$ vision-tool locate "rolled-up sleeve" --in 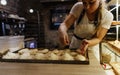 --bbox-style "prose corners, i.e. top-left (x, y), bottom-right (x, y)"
top-left (69, 2), bottom-right (83, 19)
top-left (101, 11), bottom-right (113, 29)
